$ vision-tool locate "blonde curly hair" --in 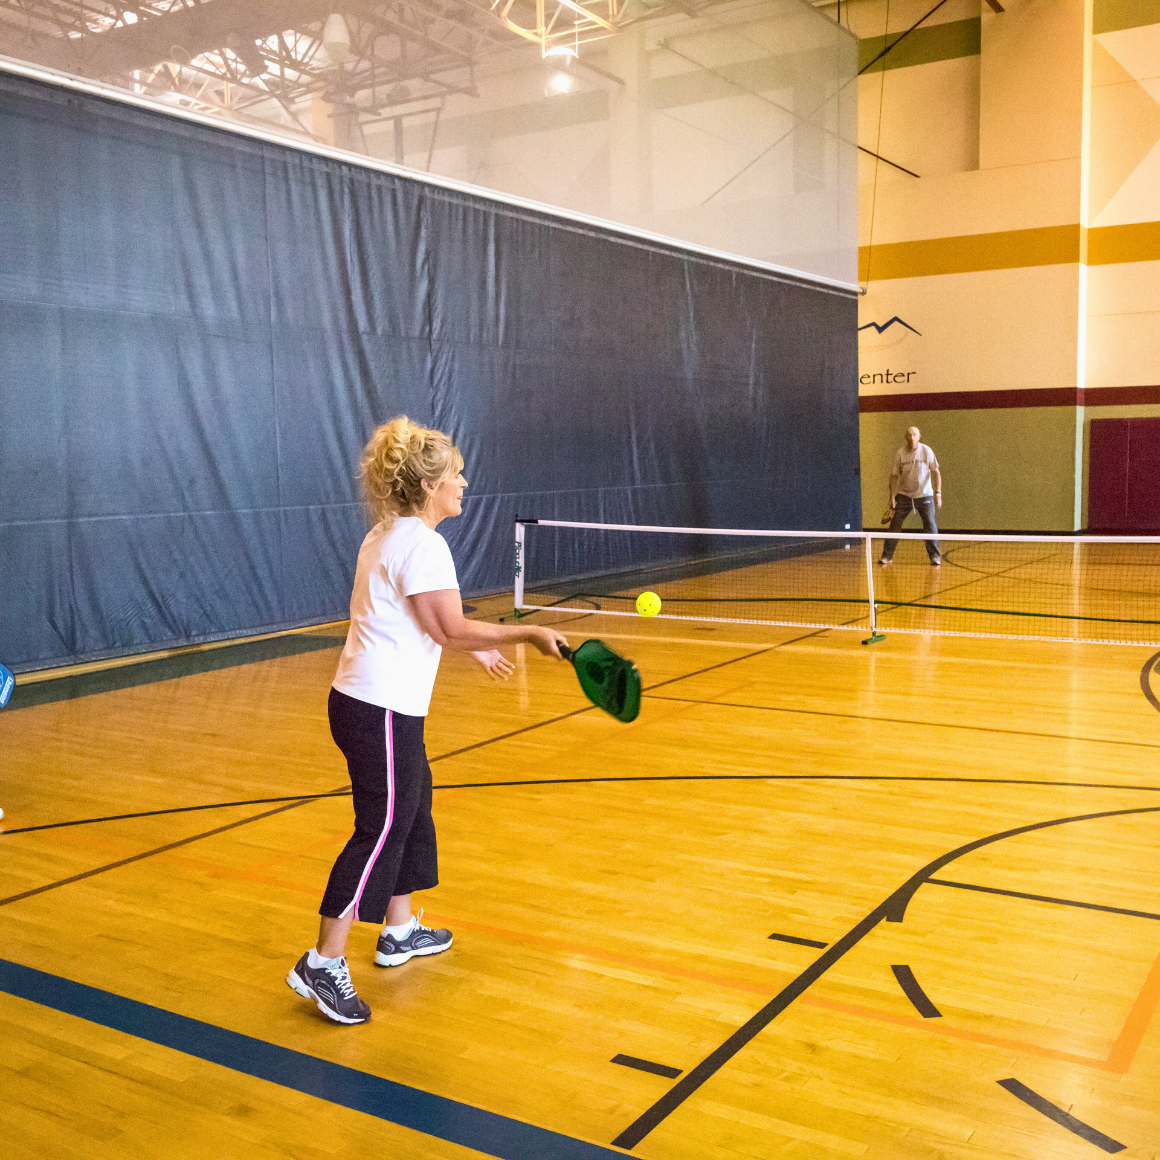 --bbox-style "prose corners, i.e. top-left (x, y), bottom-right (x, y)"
top-left (360, 416), bottom-right (464, 524)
